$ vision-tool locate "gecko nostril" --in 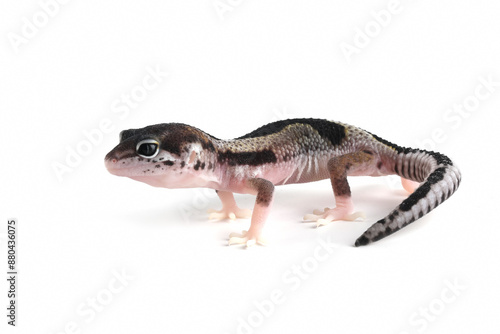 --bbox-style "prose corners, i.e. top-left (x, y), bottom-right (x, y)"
top-left (112, 159), bottom-right (117, 163)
